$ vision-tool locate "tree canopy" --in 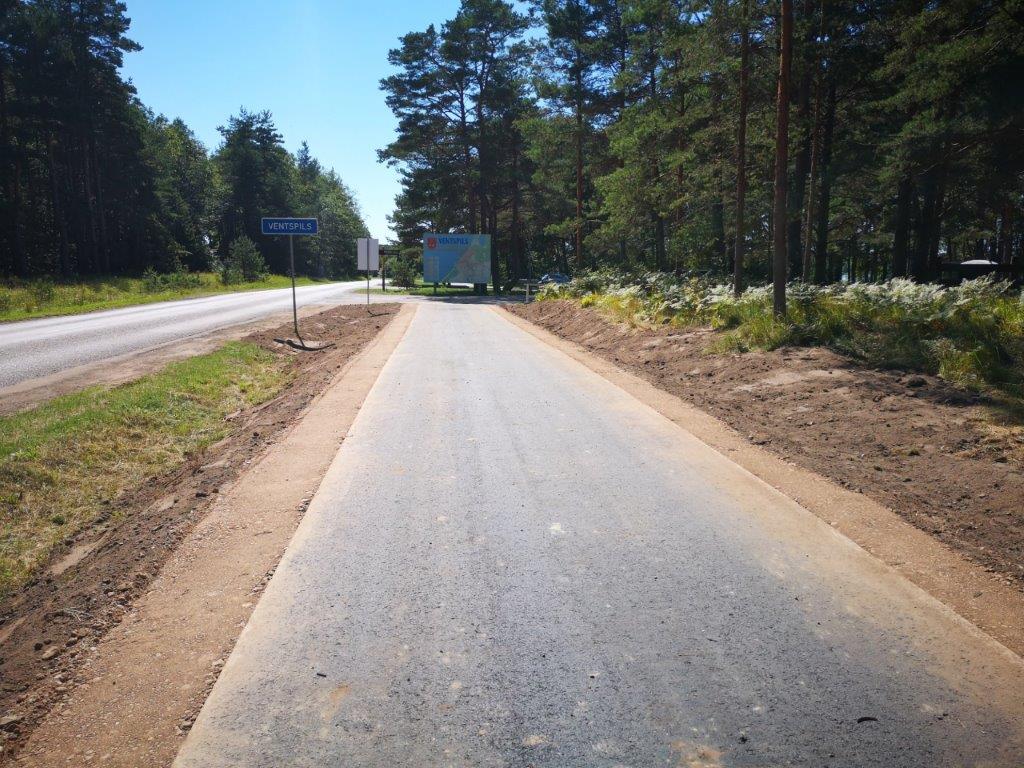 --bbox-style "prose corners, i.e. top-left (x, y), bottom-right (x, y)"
top-left (0, 1), bottom-right (367, 279)
top-left (381, 0), bottom-right (1024, 288)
